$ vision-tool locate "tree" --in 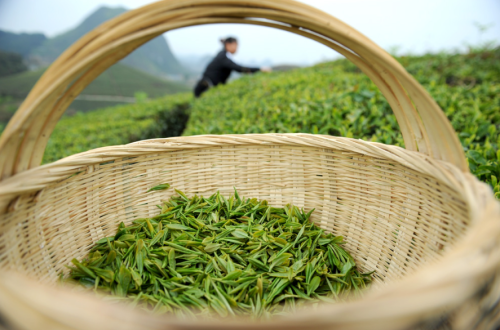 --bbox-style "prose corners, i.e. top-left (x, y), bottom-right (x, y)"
top-left (0, 51), bottom-right (27, 77)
